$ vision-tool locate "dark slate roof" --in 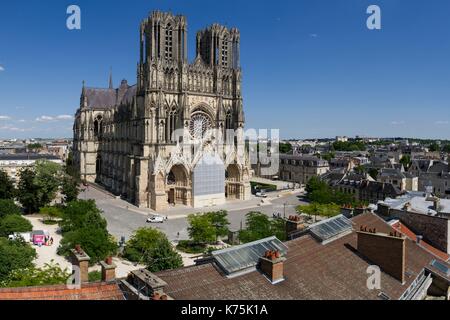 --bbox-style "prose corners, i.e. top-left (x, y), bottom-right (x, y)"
top-left (156, 213), bottom-right (448, 300)
top-left (379, 168), bottom-right (406, 180)
top-left (359, 181), bottom-right (404, 196)
top-left (428, 161), bottom-right (449, 173)
top-left (0, 153), bottom-right (60, 161)
top-left (84, 82), bottom-right (136, 109)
